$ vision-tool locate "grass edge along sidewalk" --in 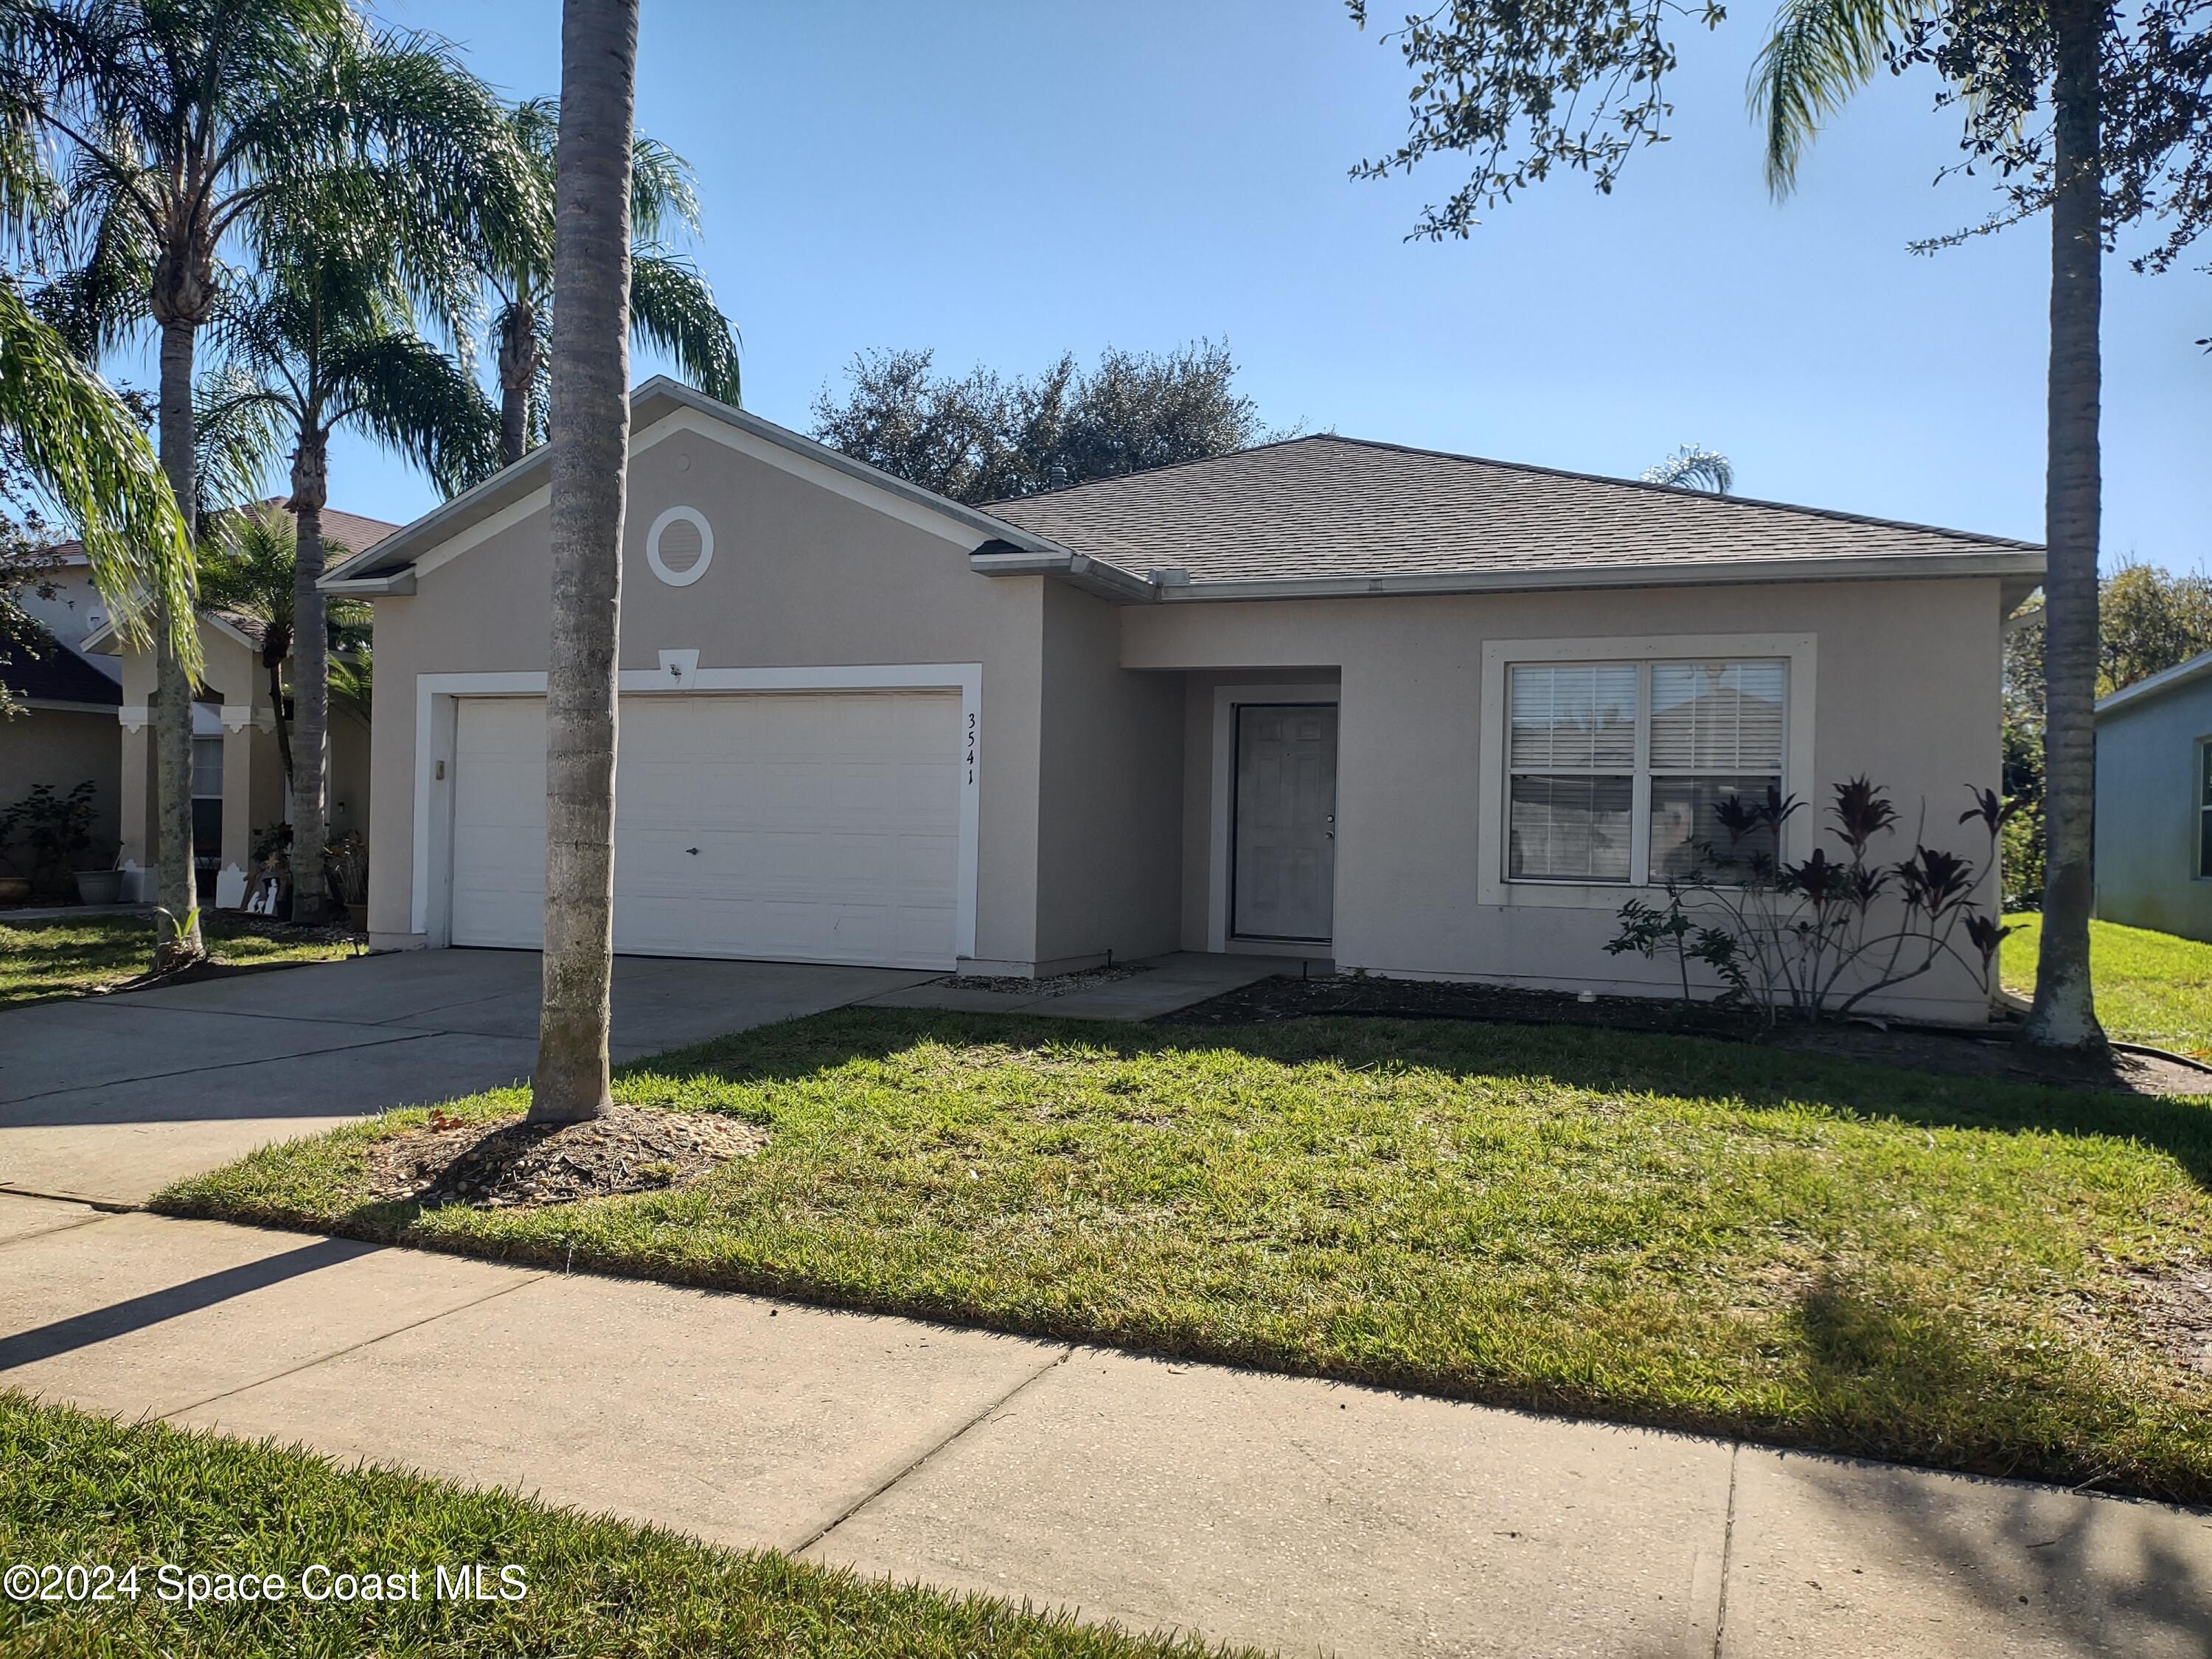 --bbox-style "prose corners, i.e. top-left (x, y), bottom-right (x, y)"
top-left (158, 1007), bottom-right (2212, 1509)
top-left (0, 1393), bottom-right (1251, 1659)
